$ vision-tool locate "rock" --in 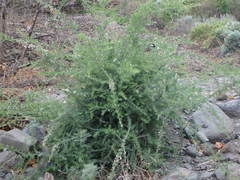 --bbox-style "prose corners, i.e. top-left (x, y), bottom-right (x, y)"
top-left (216, 99), bottom-right (240, 118)
top-left (23, 122), bottom-right (46, 142)
top-left (161, 168), bottom-right (199, 180)
top-left (23, 167), bottom-right (36, 176)
top-left (196, 131), bottom-right (209, 143)
top-left (199, 171), bottom-right (214, 180)
top-left (226, 163), bottom-right (240, 179)
top-left (215, 163), bottom-right (240, 180)
top-left (215, 168), bottom-right (226, 180)
top-left (0, 130), bottom-right (5, 135)
top-left (185, 145), bottom-right (202, 157)
top-left (182, 163), bottom-right (193, 169)
top-left (223, 153), bottom-right (240, 163)
top-left (3, 173), bottom-right (13, 180)
top-left (216, 94), bottom-right (228, 101)
top-left (0, 151), bottom-right (23, 170)
top-left (0, 129), bottom-right (37, 151)
top-left (192, 103), bottom-right (234, 142)
top-left (0, 170), bottom-right (9, 180)
top-left (182, 156), bottom-right (193, 164)
top-left (220, 139), bottom-right (240, 154)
